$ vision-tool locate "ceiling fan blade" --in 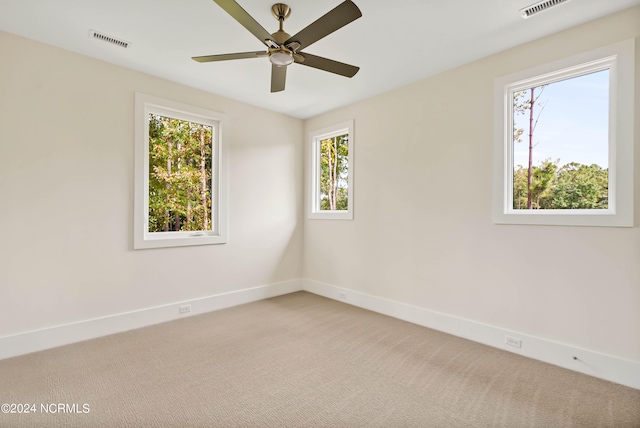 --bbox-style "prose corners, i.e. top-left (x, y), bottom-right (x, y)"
top-left (271, 64), bottom-right (287, 93)
top-left (295, 53), bottom-right (359, 78)
top-left (213, 0), bottom-right (274, 46)
top-left (192, 51), bottom-right (267, 62)
top-left (285, 0), bottom-right (362, 51)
